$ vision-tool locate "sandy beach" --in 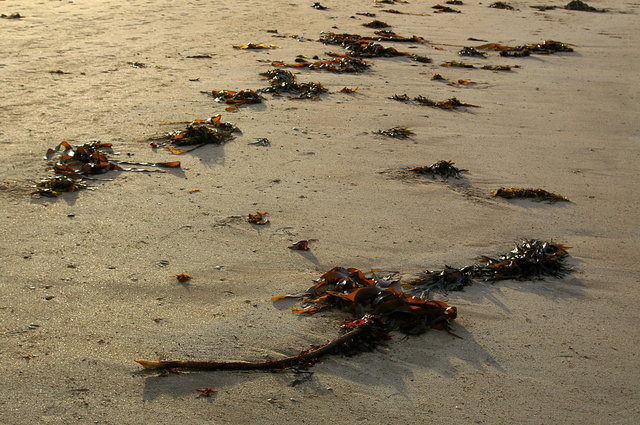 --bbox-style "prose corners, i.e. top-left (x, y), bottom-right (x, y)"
top-left (1, 0), bottom-right (638, 423)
